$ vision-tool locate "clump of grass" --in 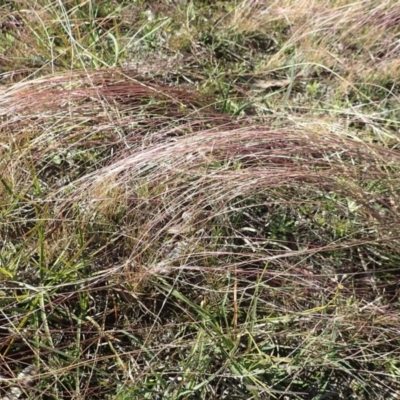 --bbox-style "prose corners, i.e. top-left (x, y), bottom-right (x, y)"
top-left (1, 1), bottom-right (400, 400)
top-left (1, 68), bottom-right (400, 399)
top-left (0, 0), bottom-right (130, 80)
